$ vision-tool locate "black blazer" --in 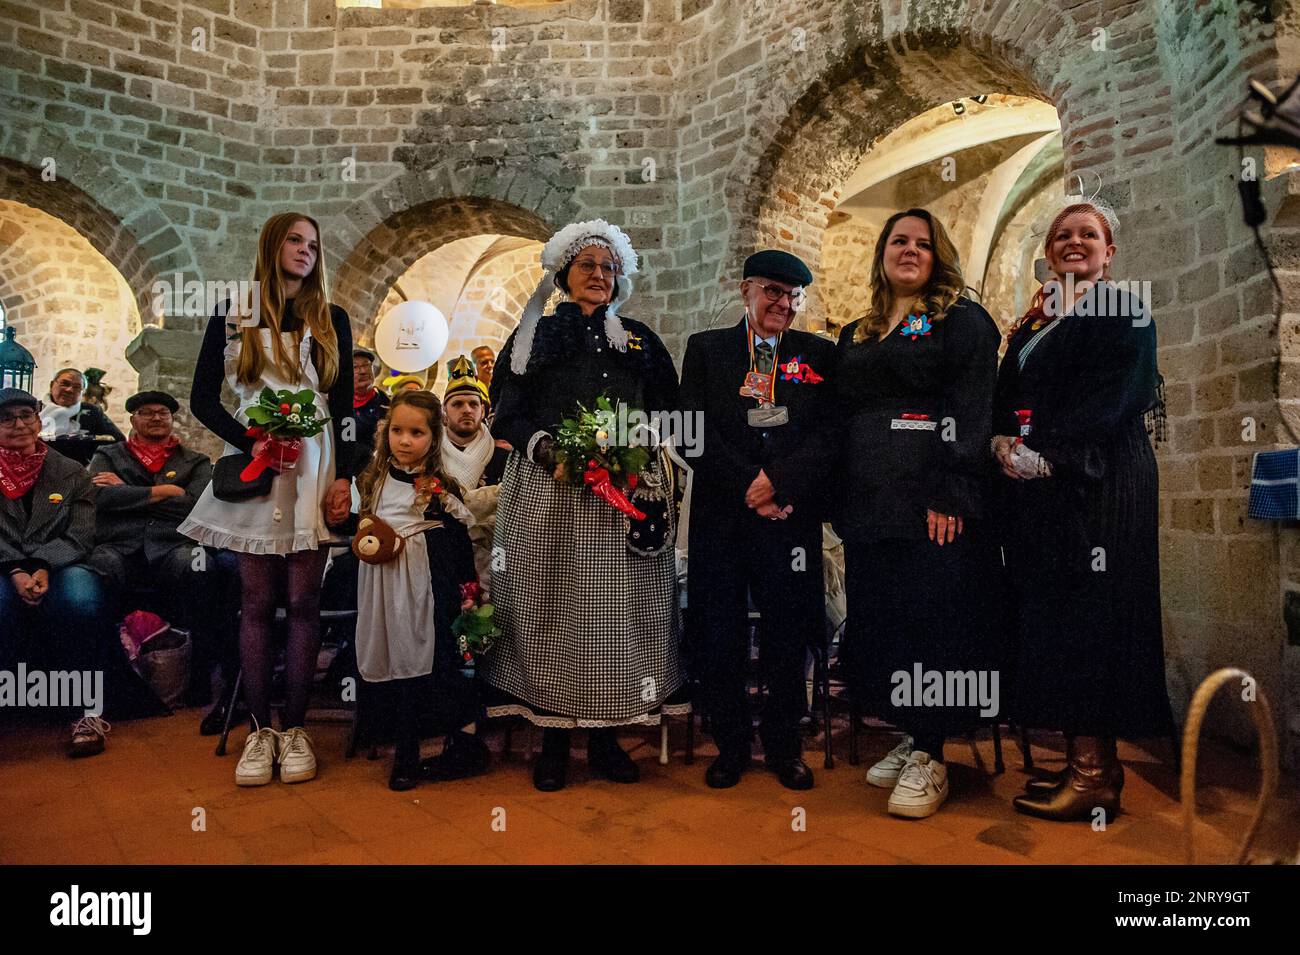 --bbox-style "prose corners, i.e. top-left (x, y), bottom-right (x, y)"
top-left (86, 441), bottom-right (213, 566)
top-left (679, 318), bottom-right (838, 519)
top-left (833, 296), bottom-right (1000, 542)
top-left (0, 447), bottom-right (96, 576)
